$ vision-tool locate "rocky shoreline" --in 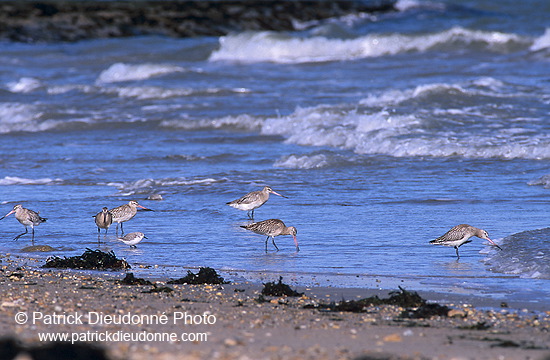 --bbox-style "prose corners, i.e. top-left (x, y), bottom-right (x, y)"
top-left (0, 0), bottom-right (396, 42)
top-left (1, 254), bottom-right (550, 360)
